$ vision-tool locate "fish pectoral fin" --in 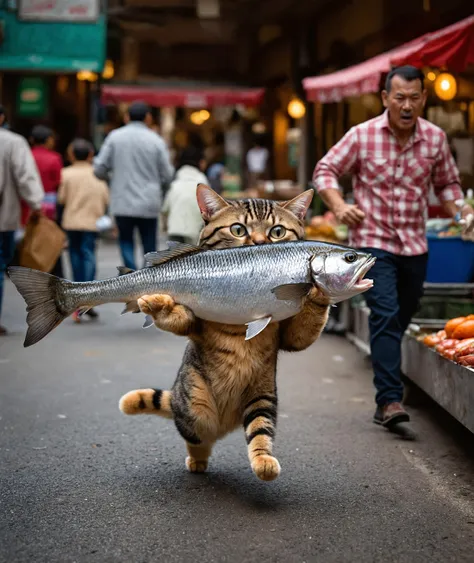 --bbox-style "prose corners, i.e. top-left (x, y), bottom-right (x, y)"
top-left (121, 300), bottom-right (140, 315)
top-left (117, 266), bottom-right (135, 276)
top-left (144, 242), bottom-right (200, 267)
top-left (142, 315), bottom-right (155, 329)
top-left (245, 316), bottom-right (272, 341)
top-left (271, 283), bottom-right (313, 303)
